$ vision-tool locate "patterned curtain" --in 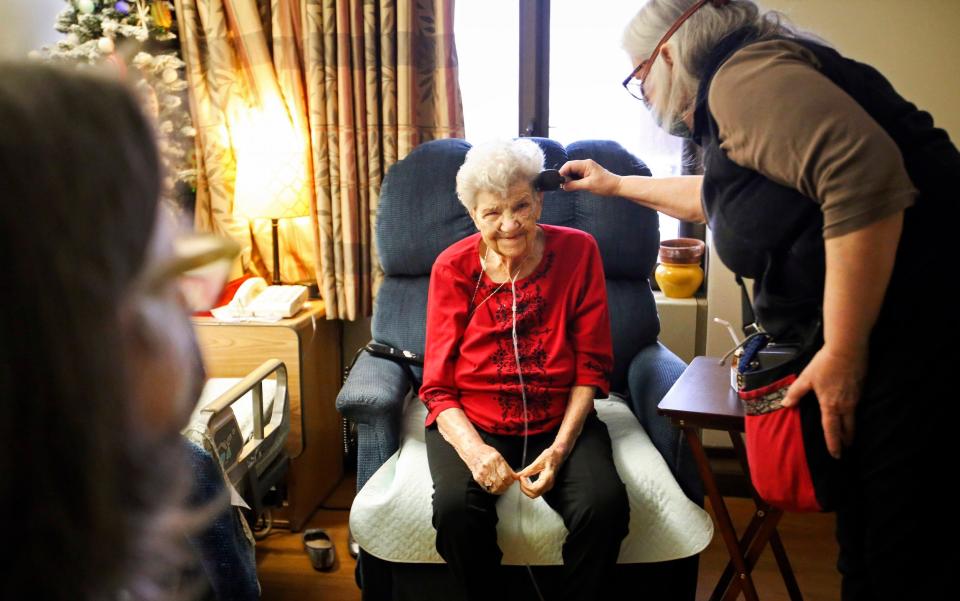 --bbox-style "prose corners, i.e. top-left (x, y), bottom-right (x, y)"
top-left (175, 0), bottom-right (464, 320)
